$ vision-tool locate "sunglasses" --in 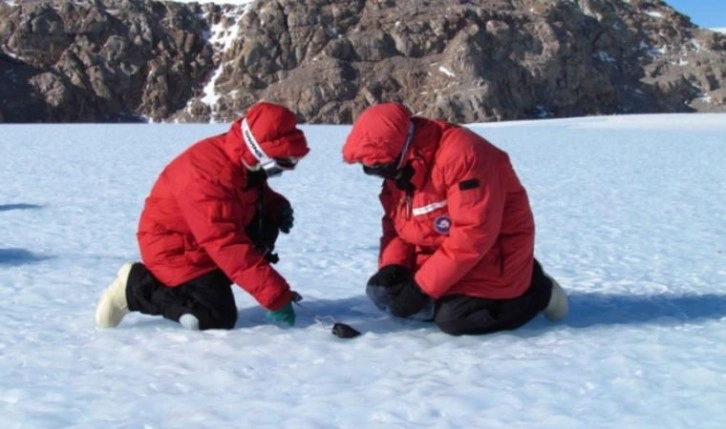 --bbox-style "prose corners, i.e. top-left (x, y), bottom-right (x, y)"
top-left (362, 162), bottom-right (401, 180)
top-left (262, 157), bottom-right (299, 177)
